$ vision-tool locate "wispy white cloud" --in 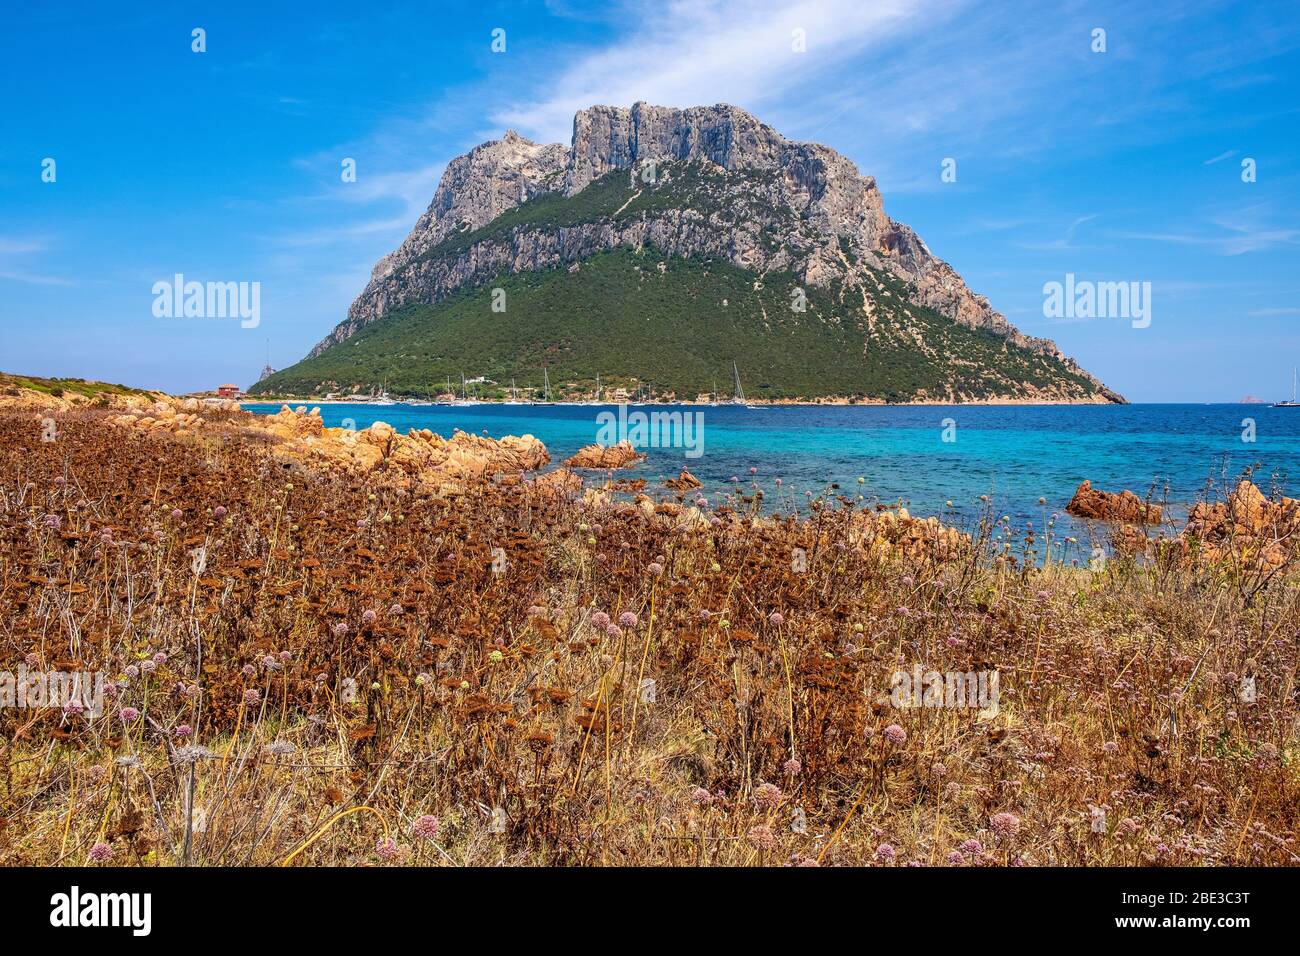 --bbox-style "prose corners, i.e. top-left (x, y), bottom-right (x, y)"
top-left (0, 235), bottom-right (73, 286)
top-left (1203, 149), bottom-right (1239, 165)
top-left (492, 0), bottom-right (956, 144)
top-left (1017, 215), bottom-right (1099, 251)
top-left (1120, 207), bottom-right (1300, 255)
